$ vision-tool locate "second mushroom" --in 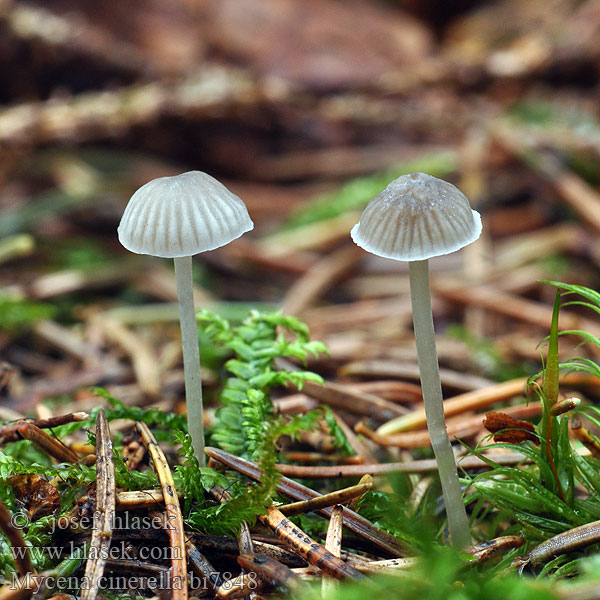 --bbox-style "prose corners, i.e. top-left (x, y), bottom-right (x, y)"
top-left (351, 171), bottom-right (482, 548)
